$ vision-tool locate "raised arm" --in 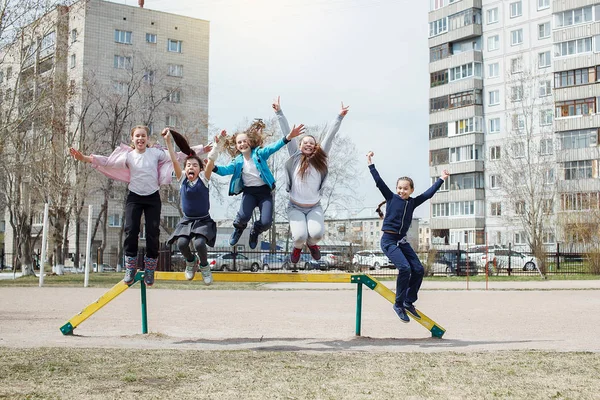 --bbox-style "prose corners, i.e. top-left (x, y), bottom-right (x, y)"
top-left (414, 169), bottom-right (450, 208)
top-left (258, 124), bottom-right (306, 160)
top-left (320, 102), bottom-right (349, 154)
top-left (367, 151), bottom-right (394, 201)
top-left (162, 128), bottom-right (182, 181)
top-left (203, 131), bottom-right (224, 181)
top-left (273, 96), bottom-right (298, 156)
